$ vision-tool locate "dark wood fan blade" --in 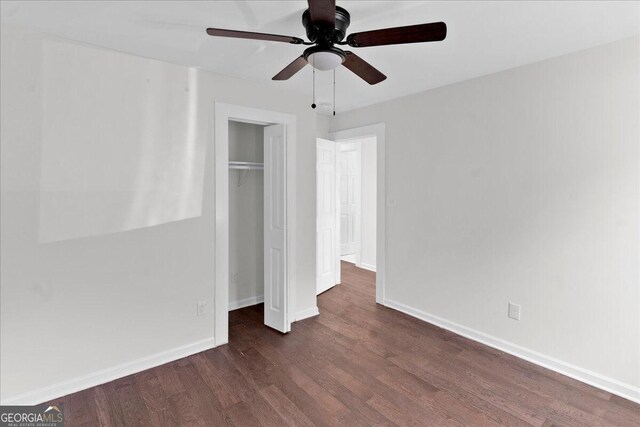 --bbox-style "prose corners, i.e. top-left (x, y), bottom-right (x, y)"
top-left (307, 0), bottom-right (335, 27)
top-left (342, 52), bottom-right (386, 85)
top-left (206, 28), bottom-right (303, 44)
top-left (272, 56), bottom-right (309, 80)
top-left (347, 22), bottom-right (446, 47)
